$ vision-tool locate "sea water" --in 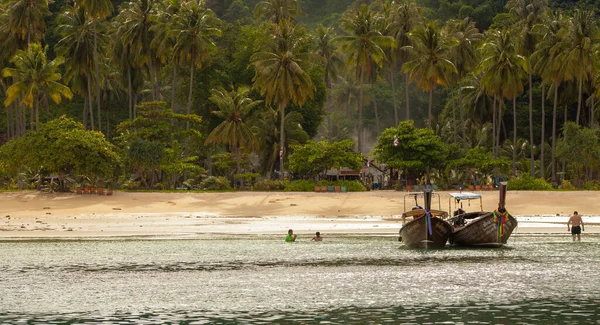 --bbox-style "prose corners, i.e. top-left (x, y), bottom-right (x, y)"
top-left (0, 235), bottom-right (598, 324)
